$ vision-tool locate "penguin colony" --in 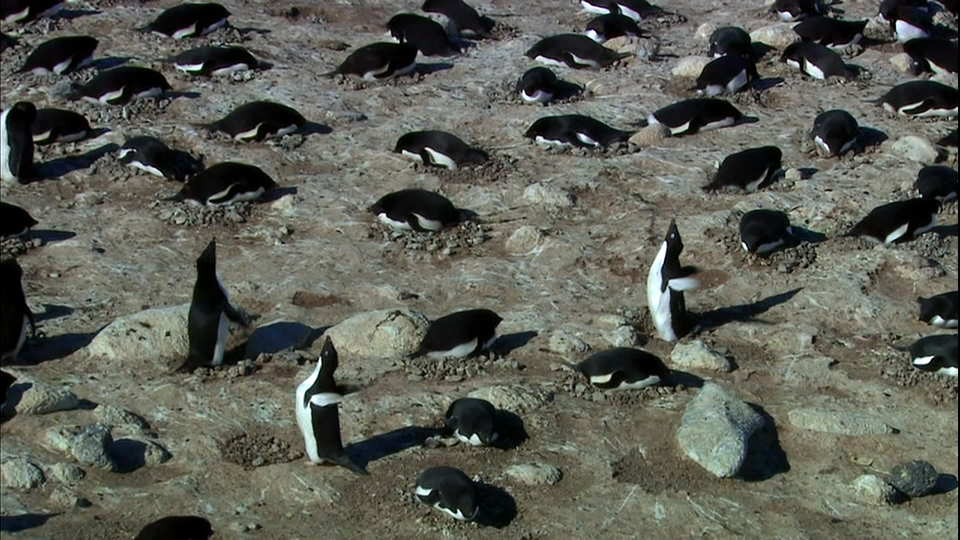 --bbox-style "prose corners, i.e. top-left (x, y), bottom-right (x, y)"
top-left (0, 0), bottom-right (957, 536)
